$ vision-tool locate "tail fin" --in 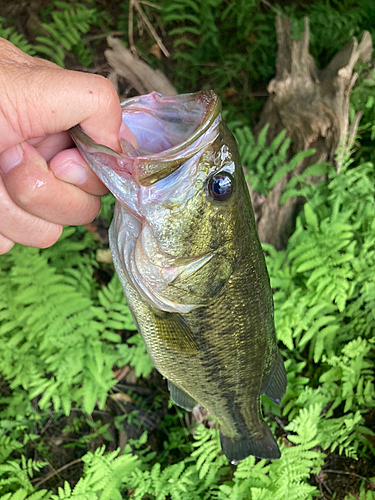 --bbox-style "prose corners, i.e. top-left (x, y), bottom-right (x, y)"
top-left (220, 425), bottom-right (281, 464)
